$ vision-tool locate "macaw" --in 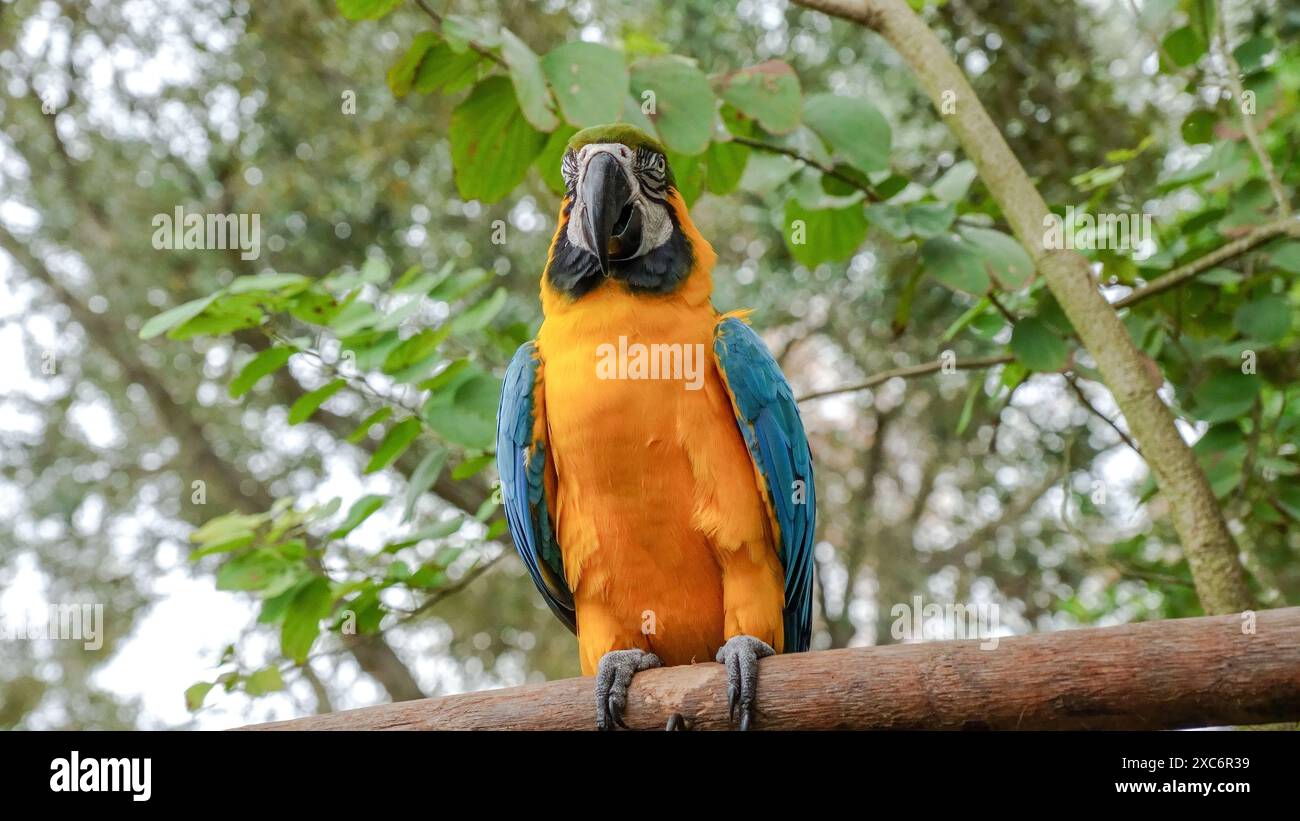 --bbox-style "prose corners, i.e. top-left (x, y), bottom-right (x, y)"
top-left (496, 124), bottom-right (815, 730)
